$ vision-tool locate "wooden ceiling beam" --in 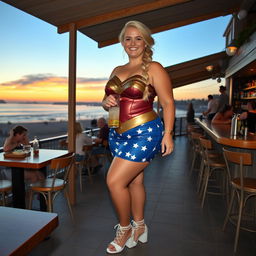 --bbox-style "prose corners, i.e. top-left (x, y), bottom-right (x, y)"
top-left (58, 0), bottom-right (191, 33)
top-left (98, 7), bottom-right (239, 48)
